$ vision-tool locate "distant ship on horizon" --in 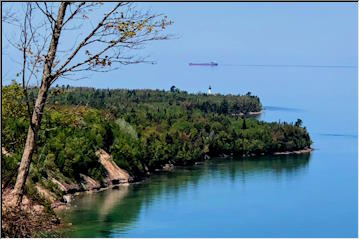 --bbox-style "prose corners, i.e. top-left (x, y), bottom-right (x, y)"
top-left (189, 62), bottom-right (218, 67)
